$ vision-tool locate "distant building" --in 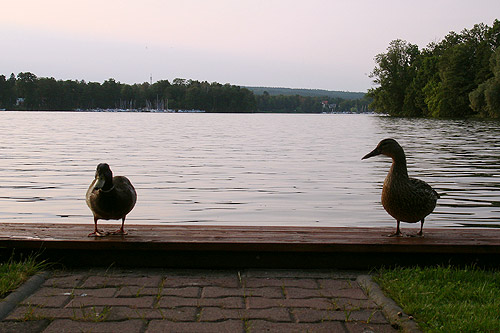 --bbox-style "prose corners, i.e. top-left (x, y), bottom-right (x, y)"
top-left (321, 101), bottom-right (337, 112)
